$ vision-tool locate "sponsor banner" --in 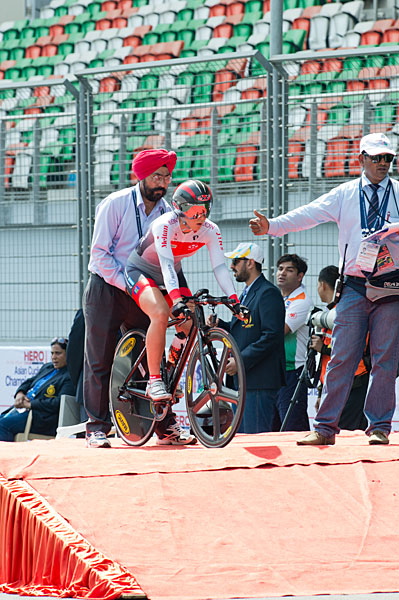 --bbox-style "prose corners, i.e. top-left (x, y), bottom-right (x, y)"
top-left (0, 346), bottom-right (49, 413)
